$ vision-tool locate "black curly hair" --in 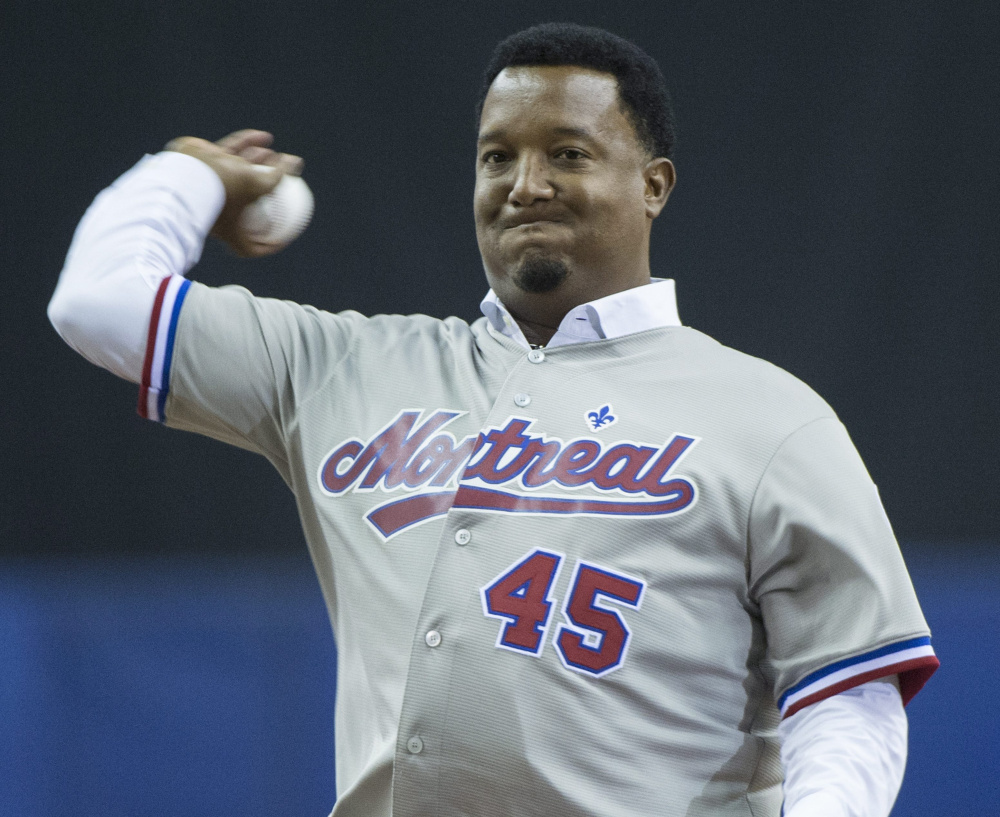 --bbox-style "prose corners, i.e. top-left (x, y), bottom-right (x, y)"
top-left (477, 23), bottom-right (676, 160)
